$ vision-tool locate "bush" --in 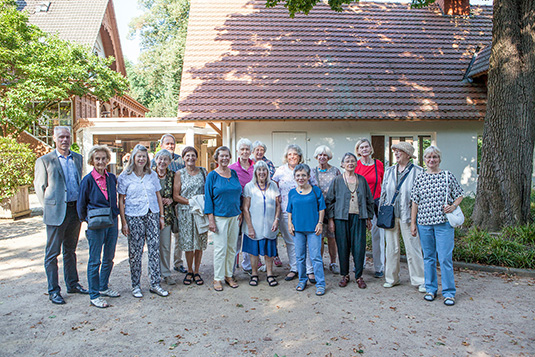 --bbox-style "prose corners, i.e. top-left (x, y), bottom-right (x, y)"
top-left (0, 137), bottom-right (36, 202)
